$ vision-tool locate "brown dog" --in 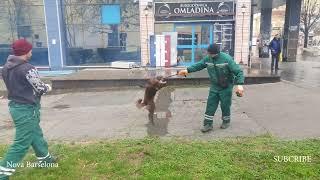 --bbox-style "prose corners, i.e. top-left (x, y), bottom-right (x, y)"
top-left (136, 76), bottom-right (167, 122)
